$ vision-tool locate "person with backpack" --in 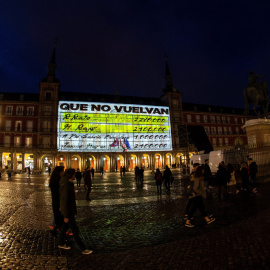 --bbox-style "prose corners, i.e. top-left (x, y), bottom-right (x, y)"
top-left (155, 168), bottom-right (163, 195)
